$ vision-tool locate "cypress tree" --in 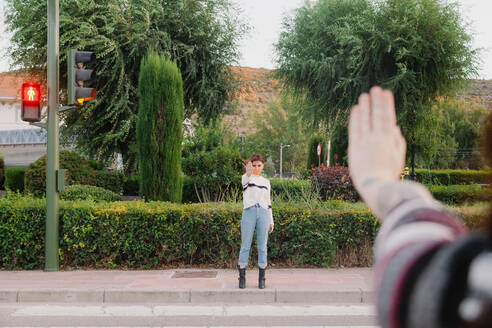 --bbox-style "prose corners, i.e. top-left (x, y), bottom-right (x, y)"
top-left (307, 135), bottom-right (326, 170)
top-left (137, 52), bottom-right (183, 202)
